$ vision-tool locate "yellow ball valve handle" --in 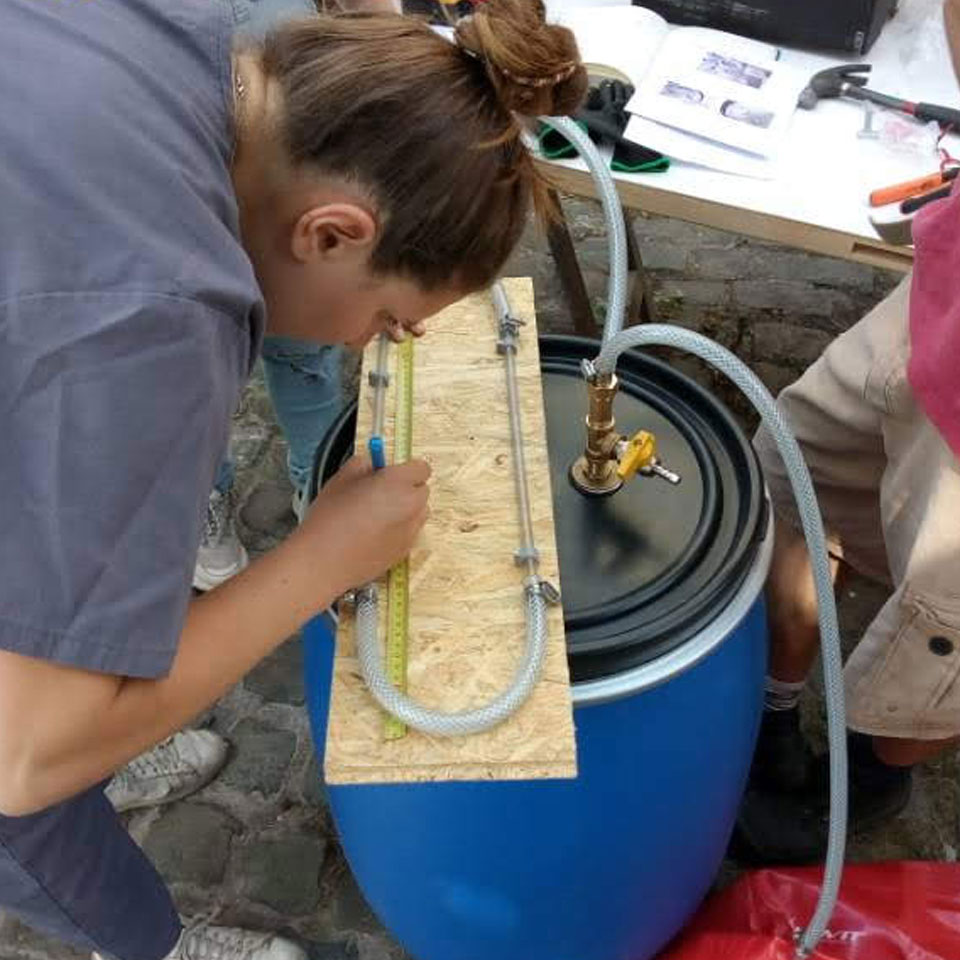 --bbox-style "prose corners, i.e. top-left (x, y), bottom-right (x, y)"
top-left (616, 430), bottom-right (657, 481)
